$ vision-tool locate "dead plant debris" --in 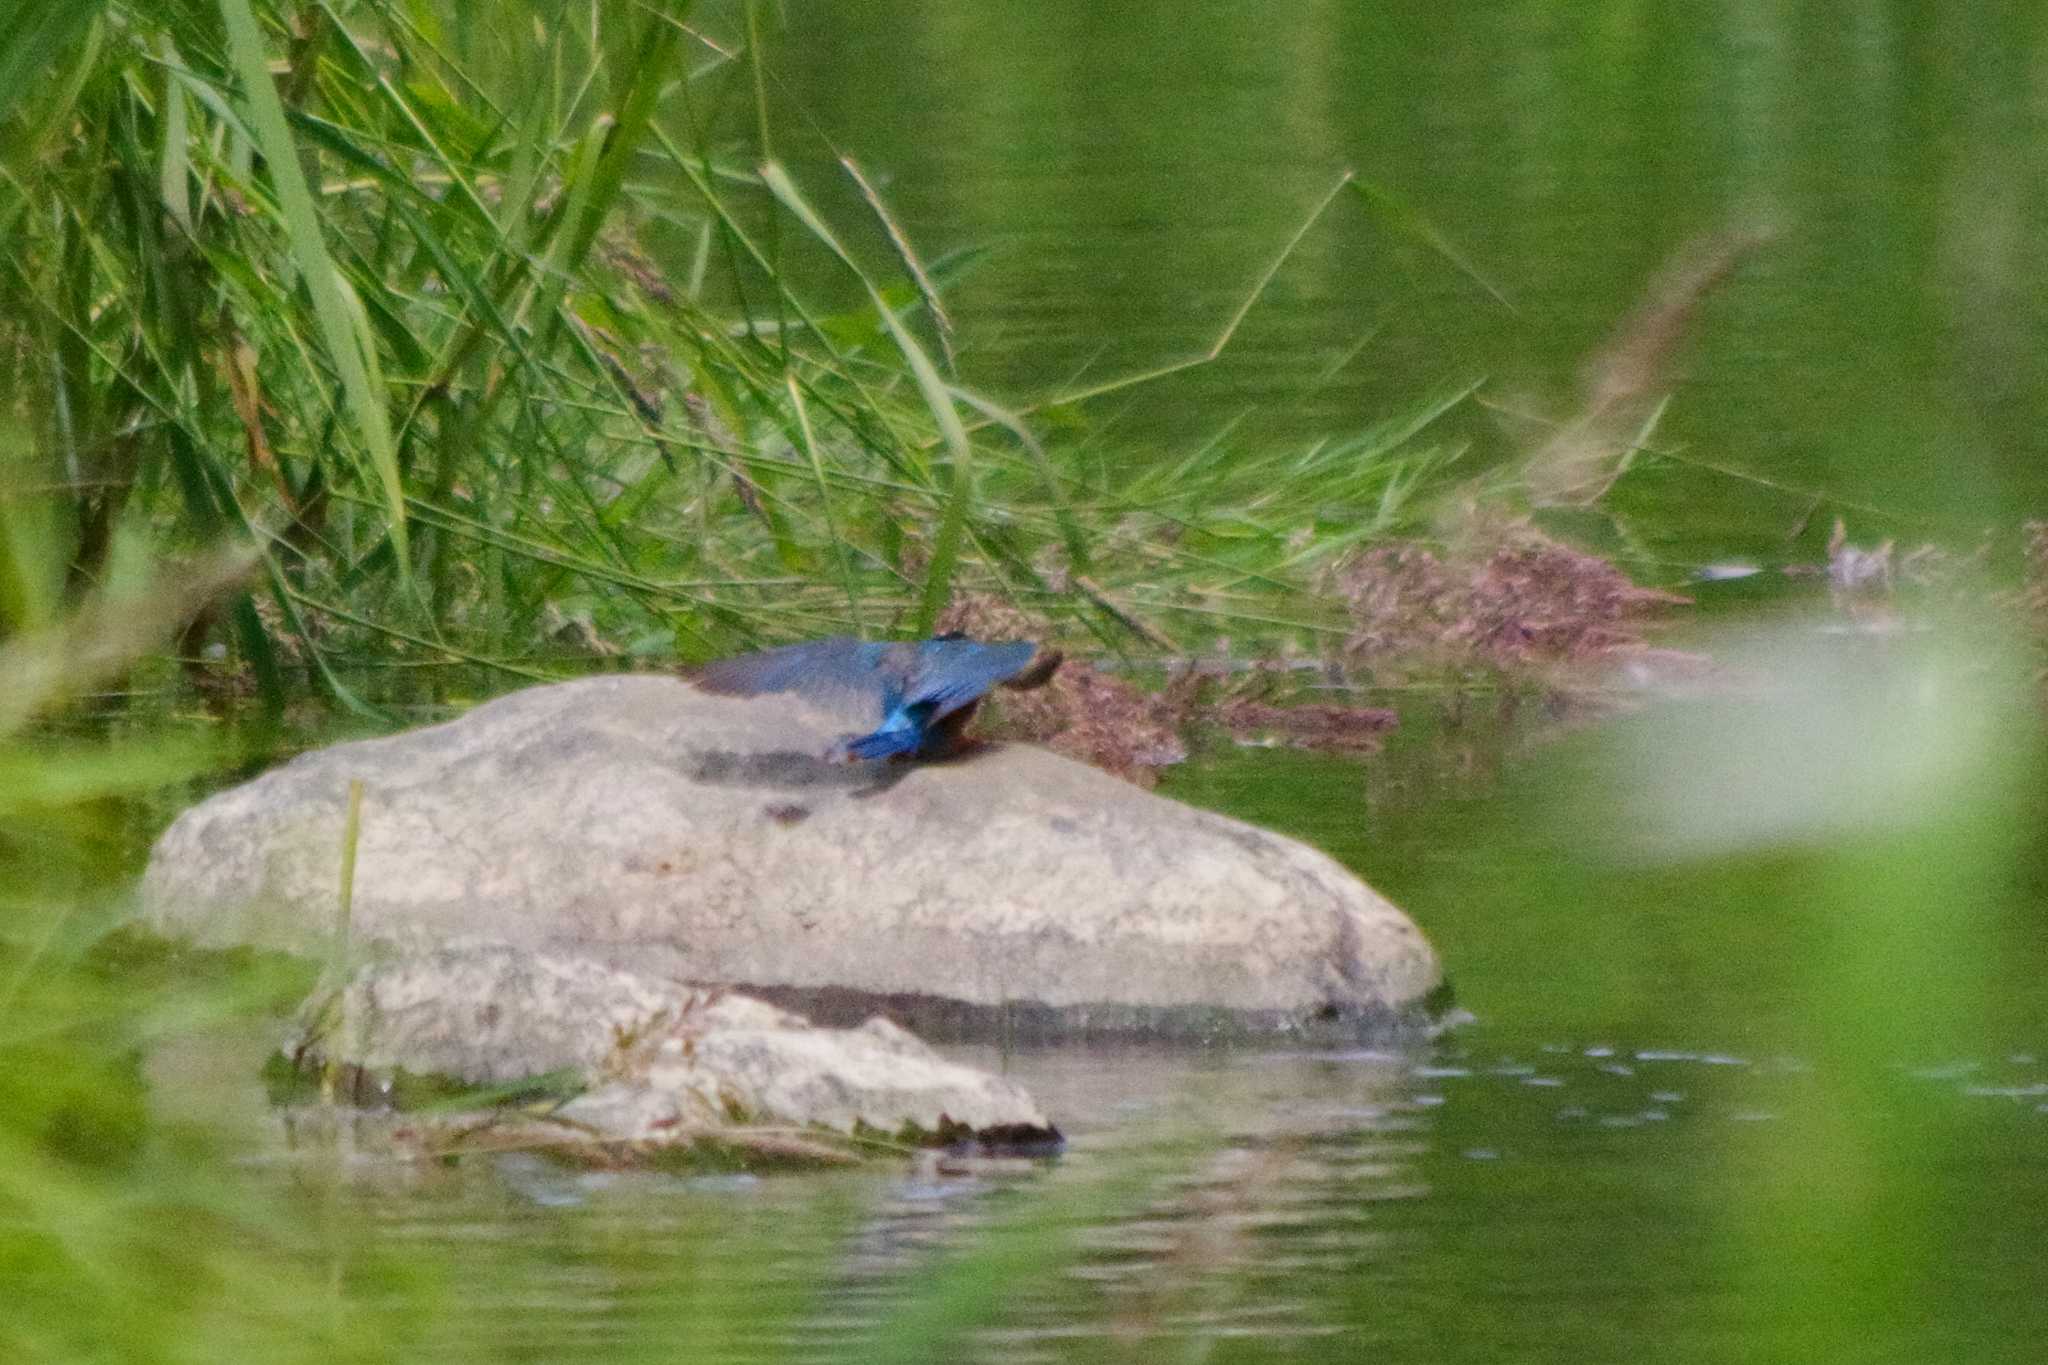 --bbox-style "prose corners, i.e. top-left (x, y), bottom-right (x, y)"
top-left (1327, 525), bottom-right (1690, 680)
top-left (940, 595), bottom-right (1401, 781)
